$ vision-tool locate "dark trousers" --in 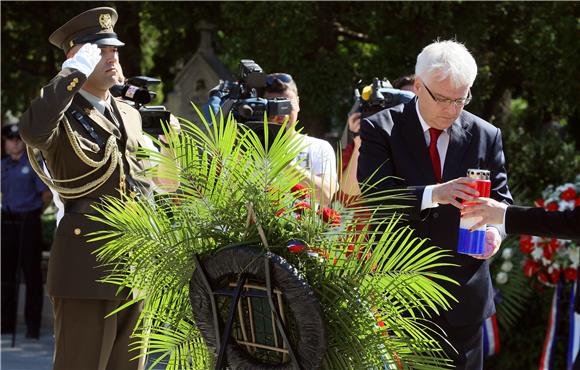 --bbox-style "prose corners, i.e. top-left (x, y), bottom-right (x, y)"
top-left (52, 297), bottom-right (144, 370)
top-left (1, 211), bottom-right (44, 335)
top-left (429, 316), bottom-right (484, 370)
